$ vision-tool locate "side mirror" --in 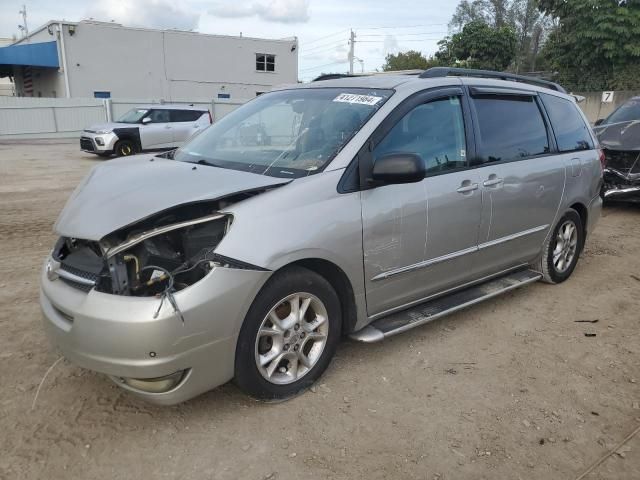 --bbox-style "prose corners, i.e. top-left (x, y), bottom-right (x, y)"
top-left (594, 118), bottom-right (604, 126)
top-left (371, 153), bottom-right (426, 185)
top-left (142, 117), bottom-right (152, 124)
